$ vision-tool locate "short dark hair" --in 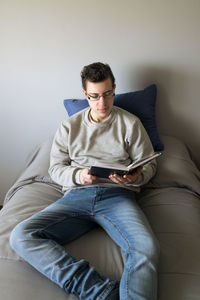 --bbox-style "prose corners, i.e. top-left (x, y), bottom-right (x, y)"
top-left (81, 62), bottom-right (115, 90)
